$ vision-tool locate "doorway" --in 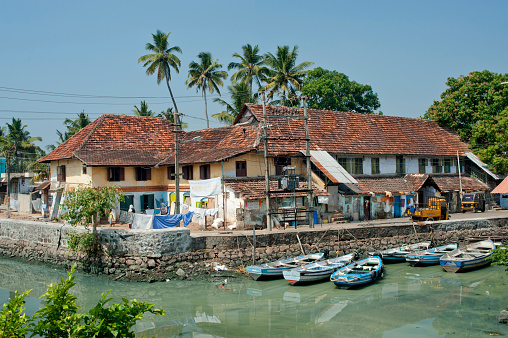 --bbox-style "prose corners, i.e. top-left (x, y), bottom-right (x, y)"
top-left (363, 197), bottom-right (371, 221)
